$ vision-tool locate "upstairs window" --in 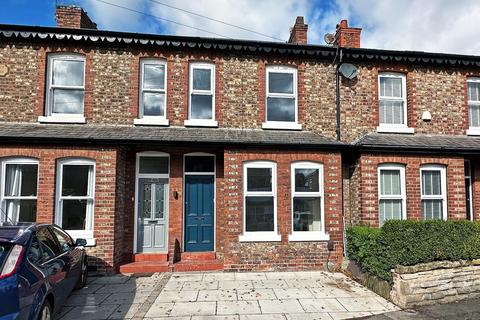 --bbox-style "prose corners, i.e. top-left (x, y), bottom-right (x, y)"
top-left (55, 158), bottom-right (95, 241)
top-left (467, 78), bottom-right (480, 135)
top-left (263, 66), bottom-right (300, 130)
top-left (239, 161), bottom-right (280, 242)
top-left (378, 164), bottom-right (406, 226)
top-left (0, 158), bottom-right (38, 223)
top-left (377, 73), bottom-right (412, 133)
top-left (420, 165), bottom-right (447, 220)
top-left (185, 63), bottom-right (217, 127)
top-left (42, 54), bottom-right (86, 123)
top-left (135, 59), bottom-right (168, 126)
